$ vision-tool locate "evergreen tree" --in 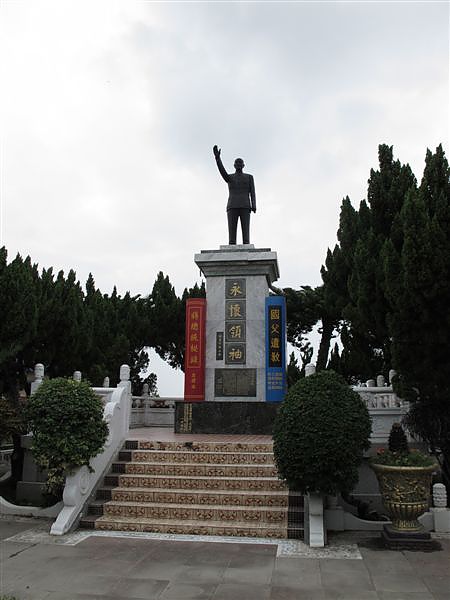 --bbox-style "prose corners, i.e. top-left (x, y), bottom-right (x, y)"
top-left (286, 352), bottom-right (301, 388)
top-left (320, 145), bottom-right (417, 380)
top-left (284, 286), bottom-right (321, 368)
top-left (383, 145), bottom-right (450, 492)
top-left (0, 251), bottom-right (39, 394)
